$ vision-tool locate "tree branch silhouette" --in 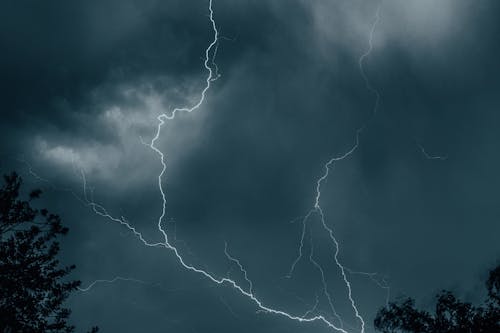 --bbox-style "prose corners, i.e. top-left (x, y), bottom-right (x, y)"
top-left (0, 172), bottom-right (98, 333)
